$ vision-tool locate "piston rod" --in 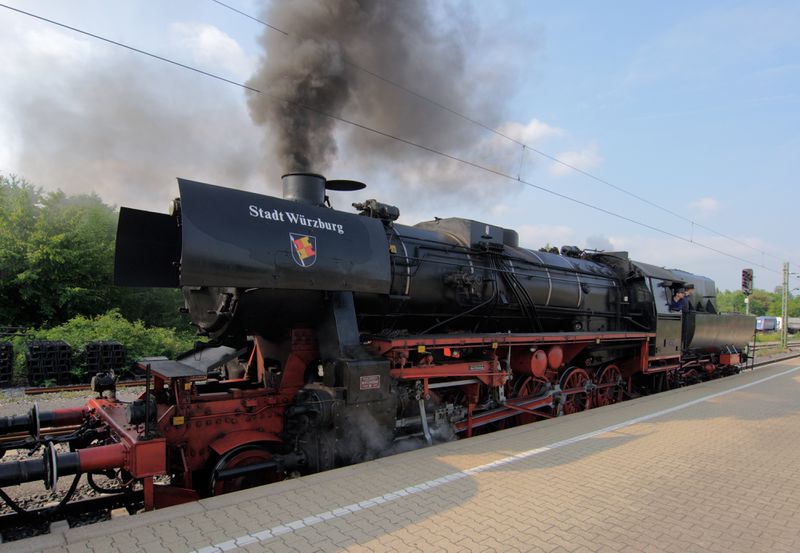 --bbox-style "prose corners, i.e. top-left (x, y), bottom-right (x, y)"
top-left (214, 451), bottom-right (306, 481)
